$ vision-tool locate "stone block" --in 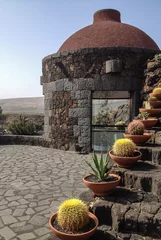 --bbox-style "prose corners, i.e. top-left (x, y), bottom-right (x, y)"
top-left (81, 126), bottom-right (90, 138)
top-left (80, 90), bottom-right (91, 99)
top-left (72, 79), bottom-right (79, 90)
top-left (152, 149), bottom-right (161, 165)
top-left (78, 100), bottom-right (90, 108)
top-left (78, 136), bottom-right (90, 144)
top-left (64, 79), bottom-right (73, 91)
top-left (55, 79), bottom-right (64, 91)
top-left (78, 78), bottom-right (94, 90)
top-left (124, 208), bottom-right (139, 232)
top-left (138, 212), bottom-right (153, 236)
top-left (40, 76), bottom-right (44, 85)
top-left (71, 91), bottom-right (81, 100)
top-left (111, 203), bottom-right (130, 232)
top-left (155, 131), bottom-right (161, 144)
top-left (106, 59), bottom-right (123, 73)
top-left (78, 118), bottom-right (90, 126)
top-left (47, 81), bottom-right (56, 92)
top-left (69, 108), bottom-right (90, 118)
top-left (73, 125), bottom-right (81, 137)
